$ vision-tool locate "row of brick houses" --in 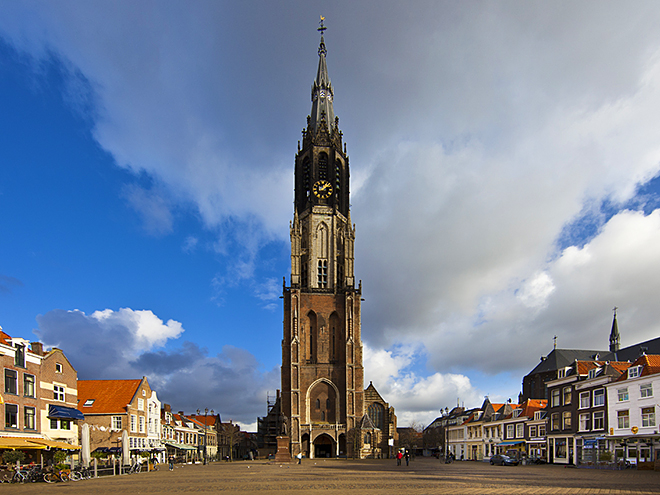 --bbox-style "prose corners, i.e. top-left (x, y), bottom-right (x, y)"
top-left (443, 354), bottom-right (660, 467)
top-left (1, 328), bottom-right (82, 464)
top-left (1, 328), bottom-right (243, 465)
